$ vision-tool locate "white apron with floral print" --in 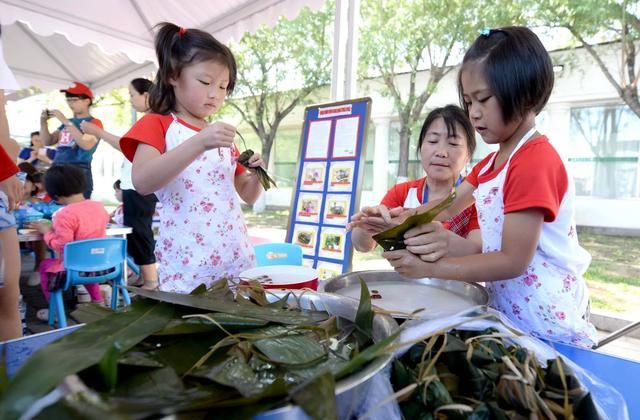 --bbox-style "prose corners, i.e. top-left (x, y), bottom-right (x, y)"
top-left (154, 116), bottom-right (255, 293)
top-left (473, 128), bottom-right (597, 347)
